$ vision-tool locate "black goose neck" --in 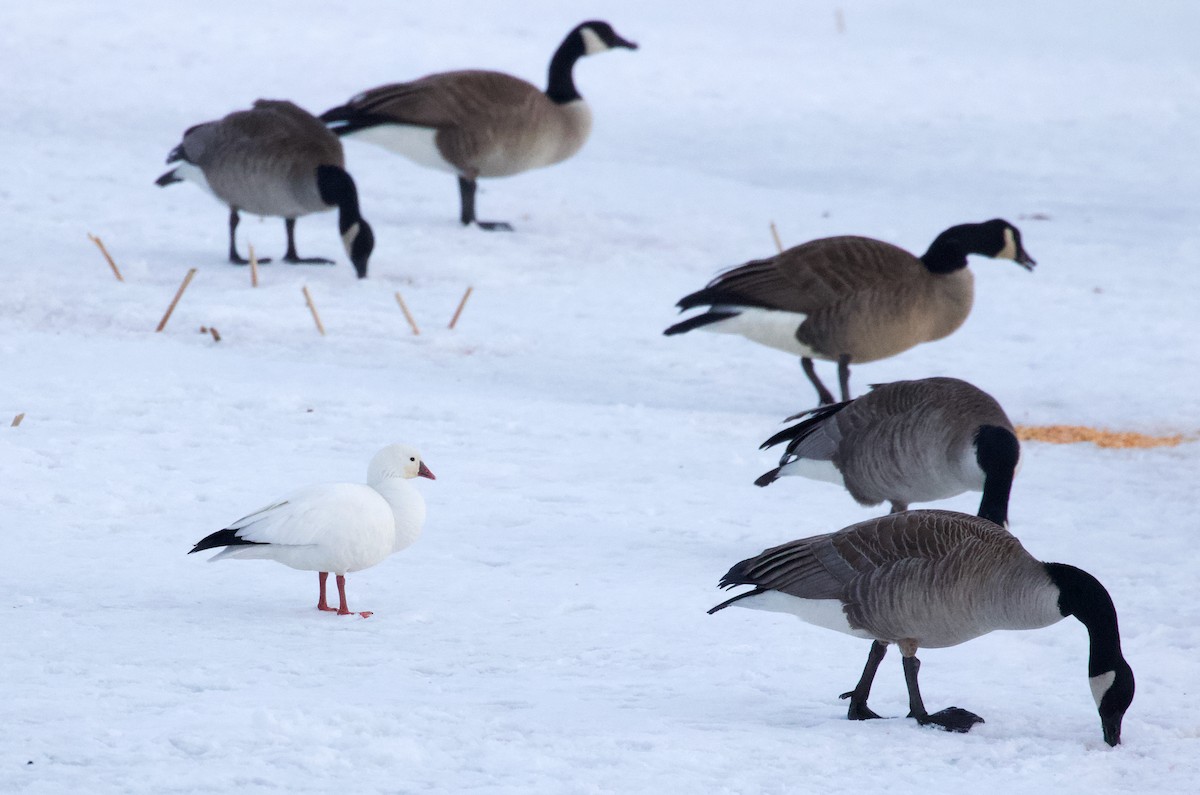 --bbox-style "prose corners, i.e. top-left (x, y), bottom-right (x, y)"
top-left (316, 165), bottom-right (362, 232)
top-left (1044, 562), bottom-right (1126, 676)
top-left (975, 425), bottom-right (1018, 526)
top-left (919, 227), bottom-right (973, 274)
top-left (546, 29), bottom-right (585, 103)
